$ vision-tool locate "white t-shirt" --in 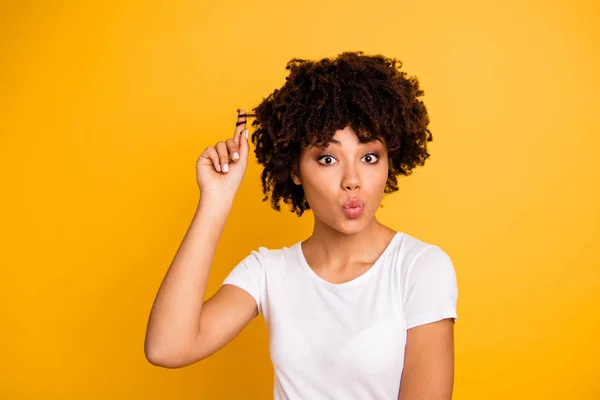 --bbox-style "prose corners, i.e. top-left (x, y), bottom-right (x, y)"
top-left (221, 231), bottom-right (458, 400)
